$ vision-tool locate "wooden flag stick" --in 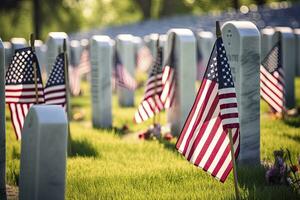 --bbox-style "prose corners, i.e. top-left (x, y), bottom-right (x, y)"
top-left (30, 33), bottom-right (39, 104)
top-left (153, 37), bottom-right (160, 126)
top-left (63, 39), bottom-right (72, 155)
top-left (228, 128), bottom-right (240, 200)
